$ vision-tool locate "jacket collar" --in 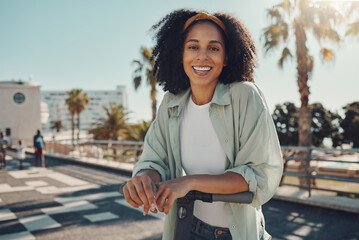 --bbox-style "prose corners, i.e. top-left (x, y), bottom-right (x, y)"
top-left (166, 83), bottom-right (231, 117)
